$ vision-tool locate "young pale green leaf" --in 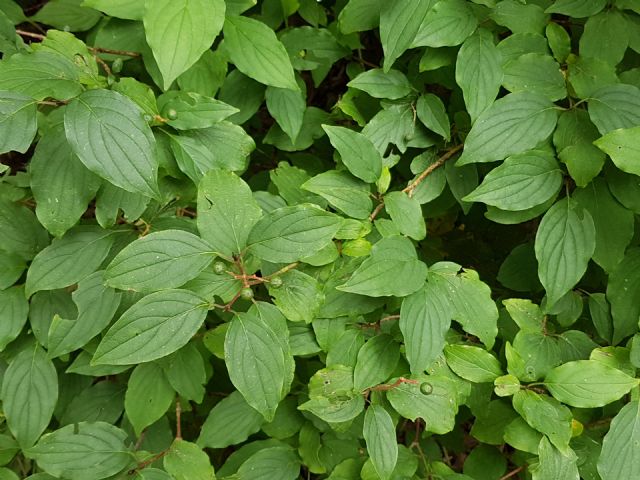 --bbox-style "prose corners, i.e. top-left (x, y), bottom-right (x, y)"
top-left (266, 86), bottom-right (305, 143)
top-left (322, 125), bottom-right (382, 183)
top-left (379, 0), bottom-right (431, 71)
top-left (353, 335), bottom-right (400, 391)
top-left (588, 85), bottom-right (640, 135)
top-left (412, 0), bottom-right (477, 48)
top-left (143, 0), bottom-right (224, 89)
top-left (455, 29), bottom-right (503, 122)
top-left (164, 440), bottom-right (215, 480)
top-left (384, 191), bottom-right (426, 240)
top-left (64, 89), bottom-right (160, 198)
top-left (25, 227), bottom-right (115, 297)
top-left (387, 375), bottom-right (458, 434)
top-left (463, 151), bottom-right (563, 210)
top-left (157, 91), bottom-right (238, 129)
top-left (607, 248), bottom-right (640, 344)
top-left (47, 271), bottom-right (121, 358)
top-left (574, 178), bottom-right (634, 273)
top-left (363, 405), bottom-right (398, 480)
top-left (444, 345), bottom-right (503, 382)
top-left (503, 53), bottom-right (567, 101)
top-left (347, 68), bottom-right (412, 100)
top-left (530, 437), bottom-right (579, 480)
top-left (223, 15), bottom-right (298, 90)
top-left (30, 127), bottom-right (101, 237)
top-left (457, 92), bottom-right (558, 165)
top-left (535, 198), bottom-right (596, 308)
top-left (598, 401), bottom-right (640, 480)
top-left (400, 282), bottom-right (451, 374)
top-left (25, 422), bottom-right (130, 480)
top-left (225, 303), bottom-right (293, 421)
top-left (0, 286), bottom-right (28, 351)
top-left (247, 204), bottom-right (342, 263)
top-left (105, 230), bottom-right (214, 292)
top-left (0, 91), bottom-right (36, 154)
top-left (93, 289), bottom-right (208, 365)
top-left (594, 126), bottom-right (640, 177)
top-left (512, 391), bottom-right (573, 453)
top-left (545, 0), bottom-right (605, 17)
top-left (302, 170), bottom-right (372, 220)
top-left (416, 94), bottom-right (450, 140)
top-left (337, 236), bottom-right (428, 297)
top-left (125, 362), bottom-right (174, 435)
top-left (1, 346), bottom-right (57, 449)
top-left (544, 360), bottom-right (639, 408)
top-left (197, 391), bottom-right (264, 449)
